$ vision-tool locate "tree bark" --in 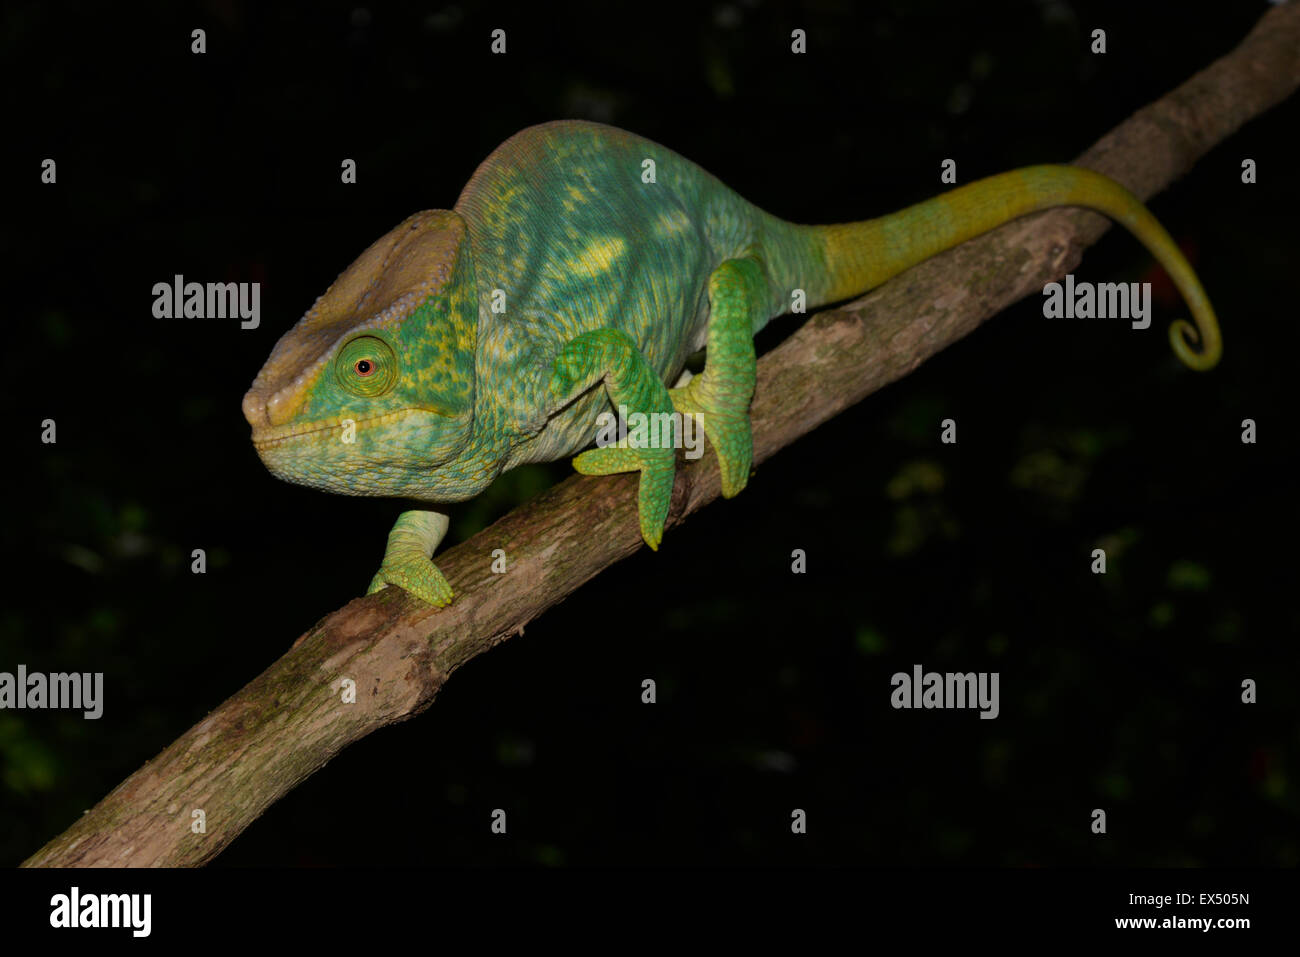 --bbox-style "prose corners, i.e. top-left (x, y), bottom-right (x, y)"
top-left (23, 2), bottom-right (1300, 867)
